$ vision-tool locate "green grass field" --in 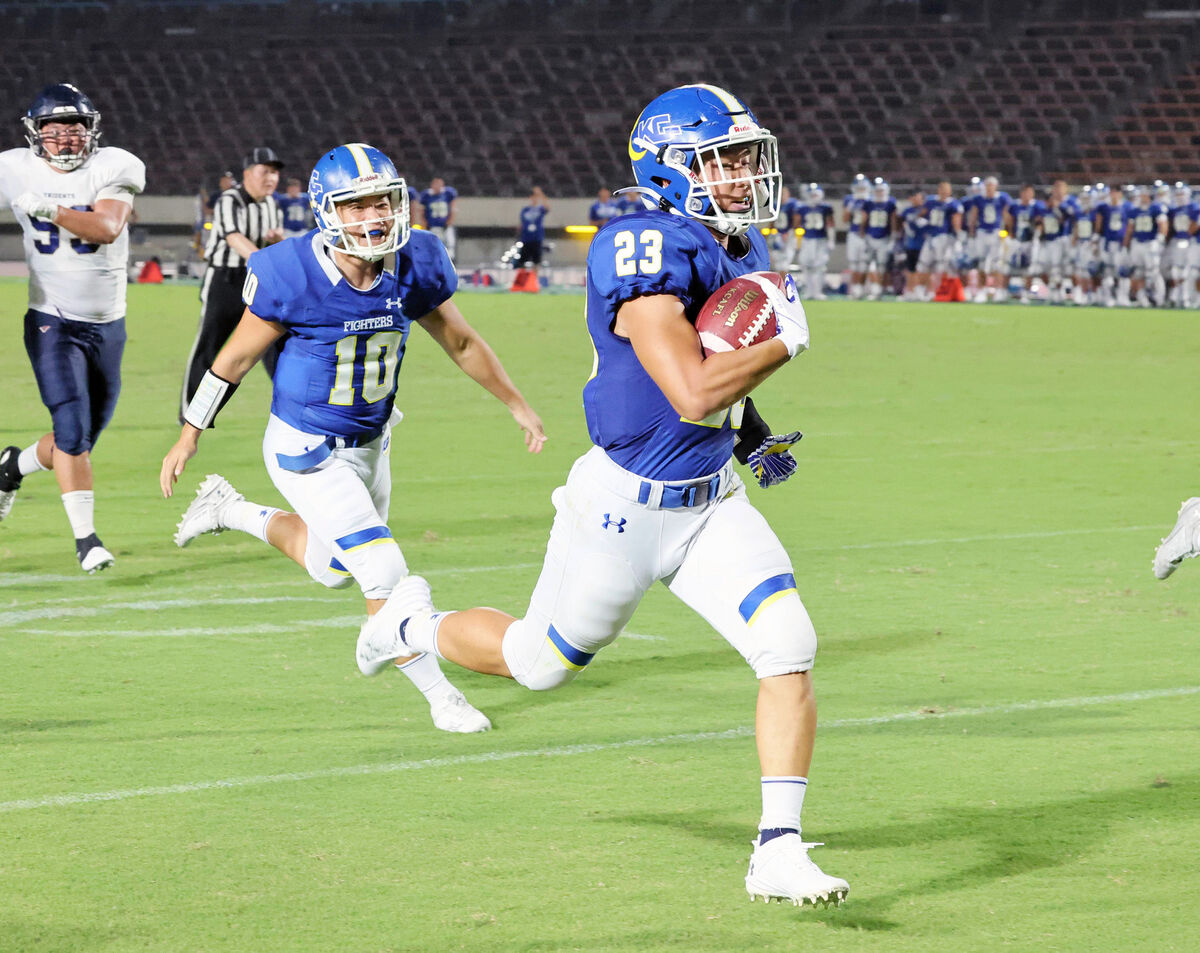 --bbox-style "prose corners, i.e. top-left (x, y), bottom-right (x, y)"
top-left (1, 281), bottom-right (1197, 953)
